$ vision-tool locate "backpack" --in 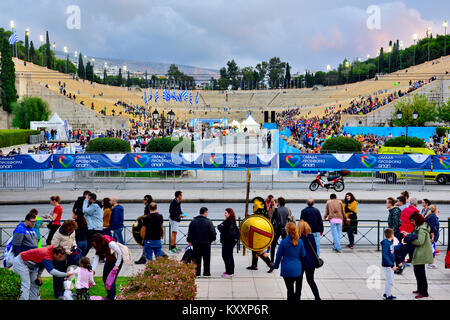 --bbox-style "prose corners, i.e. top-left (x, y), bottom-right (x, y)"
top-left (2, 237), bottom-right (15, 268)
top-left (229, 223), bottom-right (240, 243)
top-left (103, 235), bottom-right (132, 265)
